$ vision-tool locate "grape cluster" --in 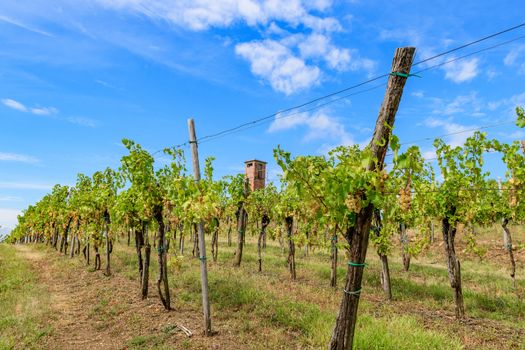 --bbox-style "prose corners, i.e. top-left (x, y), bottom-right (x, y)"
top-left (508, 177), bottom-right (519, 207)
top-left (345, 193), bottom-right (362, 213)
top-left (398, 186), bottom-right (412, 211)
